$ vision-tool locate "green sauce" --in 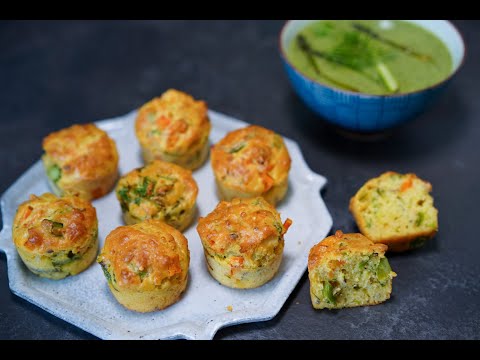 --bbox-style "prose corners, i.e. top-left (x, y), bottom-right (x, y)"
top-left (287, 20), bottom-right (452, 95)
